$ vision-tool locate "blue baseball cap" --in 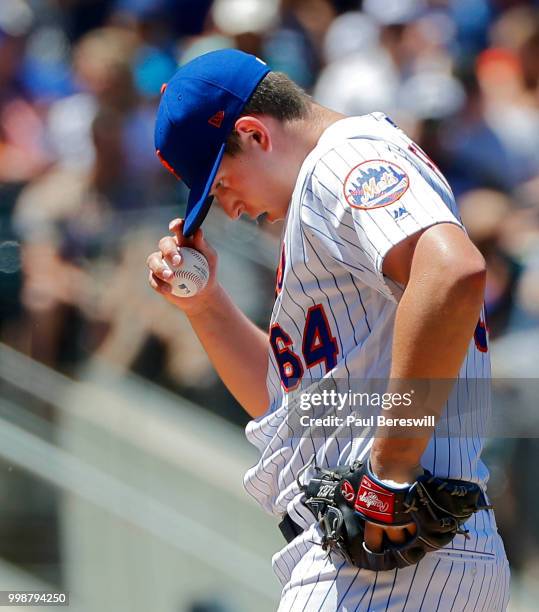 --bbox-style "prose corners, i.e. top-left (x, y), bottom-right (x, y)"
top-left (154, 49), bottom-right (271, 236)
